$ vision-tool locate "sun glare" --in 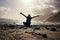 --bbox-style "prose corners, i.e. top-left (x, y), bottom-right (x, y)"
top-left (22, 0), bottom-right (32, 3)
